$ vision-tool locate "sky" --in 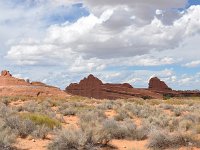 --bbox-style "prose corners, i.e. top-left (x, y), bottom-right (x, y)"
top-left (0, 0), bottom-right (200, 90)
